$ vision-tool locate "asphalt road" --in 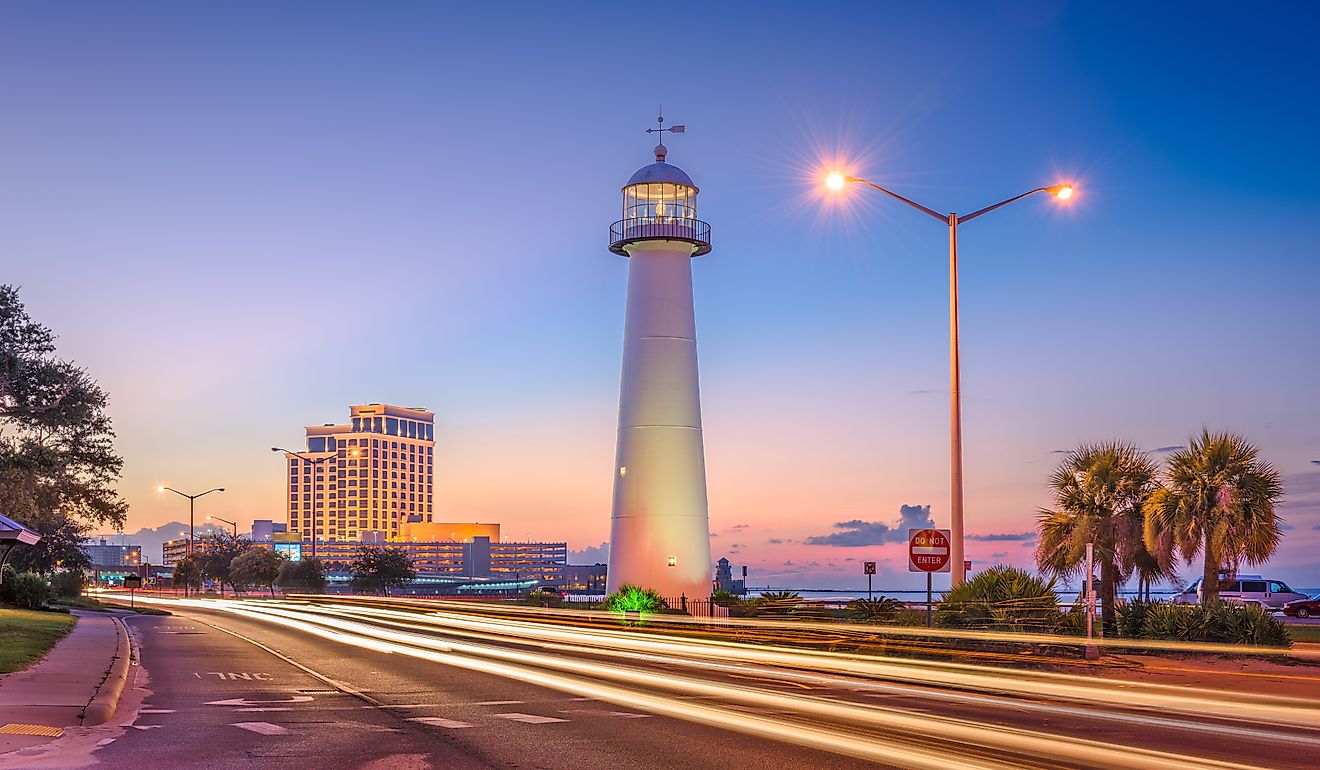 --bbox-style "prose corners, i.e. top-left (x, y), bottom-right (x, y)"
top-left (66, 606), bottom-right (873, 770)
top-left (14, 598), bottom-right (1320, 770)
